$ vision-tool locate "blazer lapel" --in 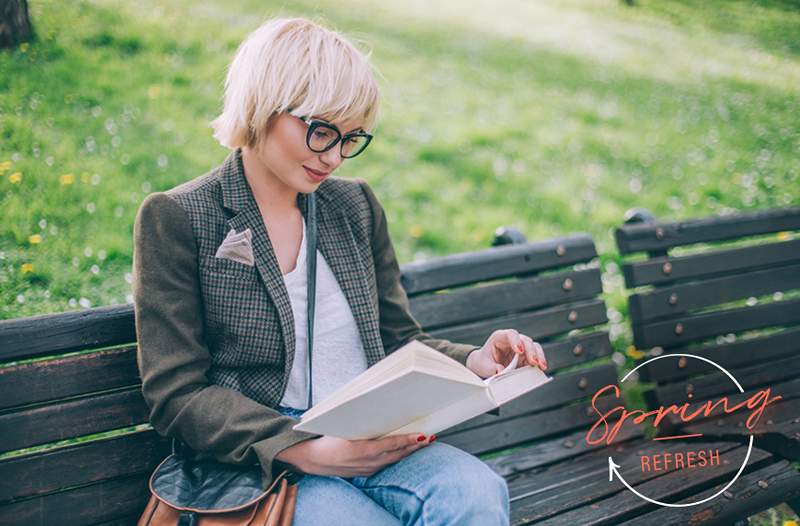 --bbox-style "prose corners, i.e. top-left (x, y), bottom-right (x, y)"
top-left (218, 147), bottom-right (385, 378)
top-left (314, 198), bottom-right (386, 368)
